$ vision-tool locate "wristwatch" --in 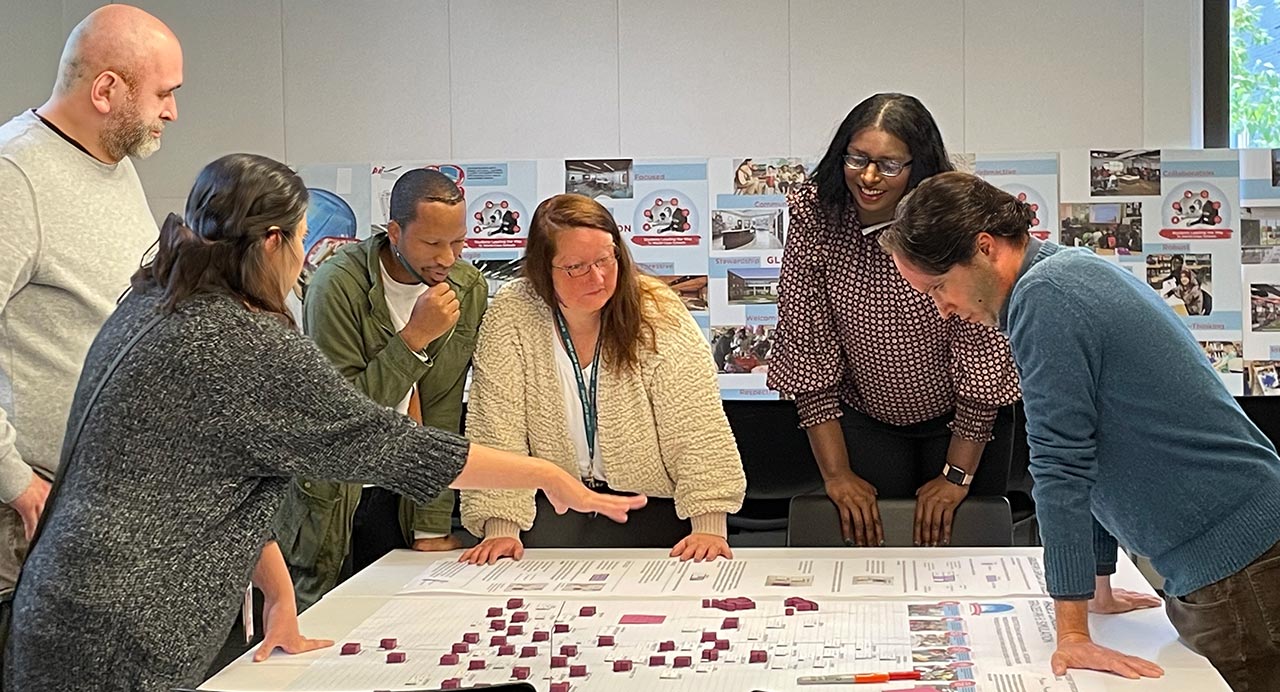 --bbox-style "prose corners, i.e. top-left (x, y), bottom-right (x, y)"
top-left (941, 463), bottom-right (974, 487)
